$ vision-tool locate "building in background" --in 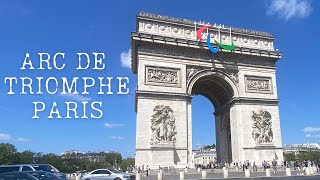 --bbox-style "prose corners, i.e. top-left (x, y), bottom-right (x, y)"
top-left (192, 146), bottom-right (217, 167)
top-left (61, 150), bottom-right (116, 162)
top-left (283, 143), bottom-right (320, 156)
